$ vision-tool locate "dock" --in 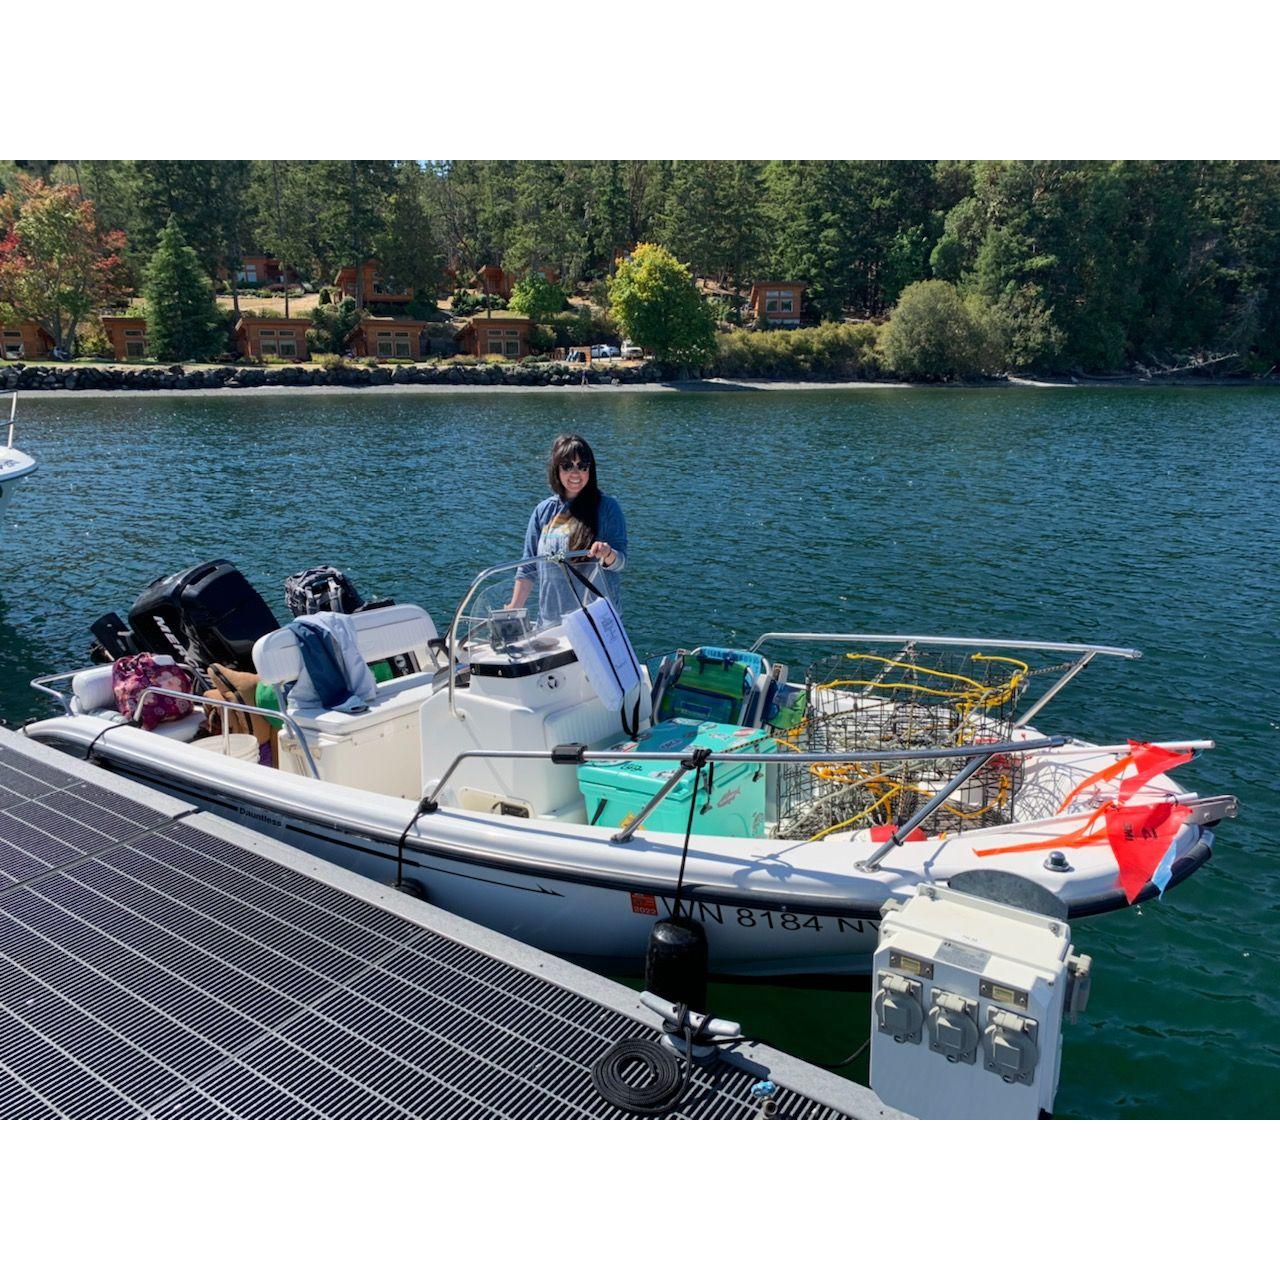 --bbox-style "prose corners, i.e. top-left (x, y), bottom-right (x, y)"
top-left (0, 729), bottom-right (901, 1120)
